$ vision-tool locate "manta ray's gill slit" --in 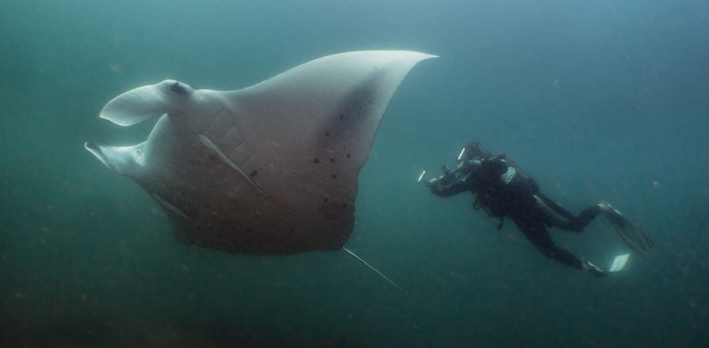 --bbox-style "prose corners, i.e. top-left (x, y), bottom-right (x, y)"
top-left (152, 193), bottom-right (189, 220)
top-left (207, 116), bottom-right (242, 149)
top-left (198, 134), bottom-right (265, 196)
top-left (205, 104), bottom-right (239, 142)
top-left (227, 138), bottom-right (250, 169)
